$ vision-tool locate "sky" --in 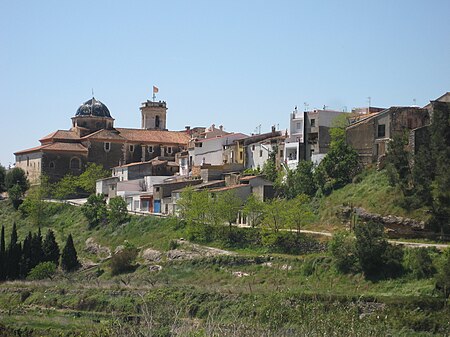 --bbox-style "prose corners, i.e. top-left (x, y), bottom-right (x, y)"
top-left (1, 0), bottom-right (449, 167)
